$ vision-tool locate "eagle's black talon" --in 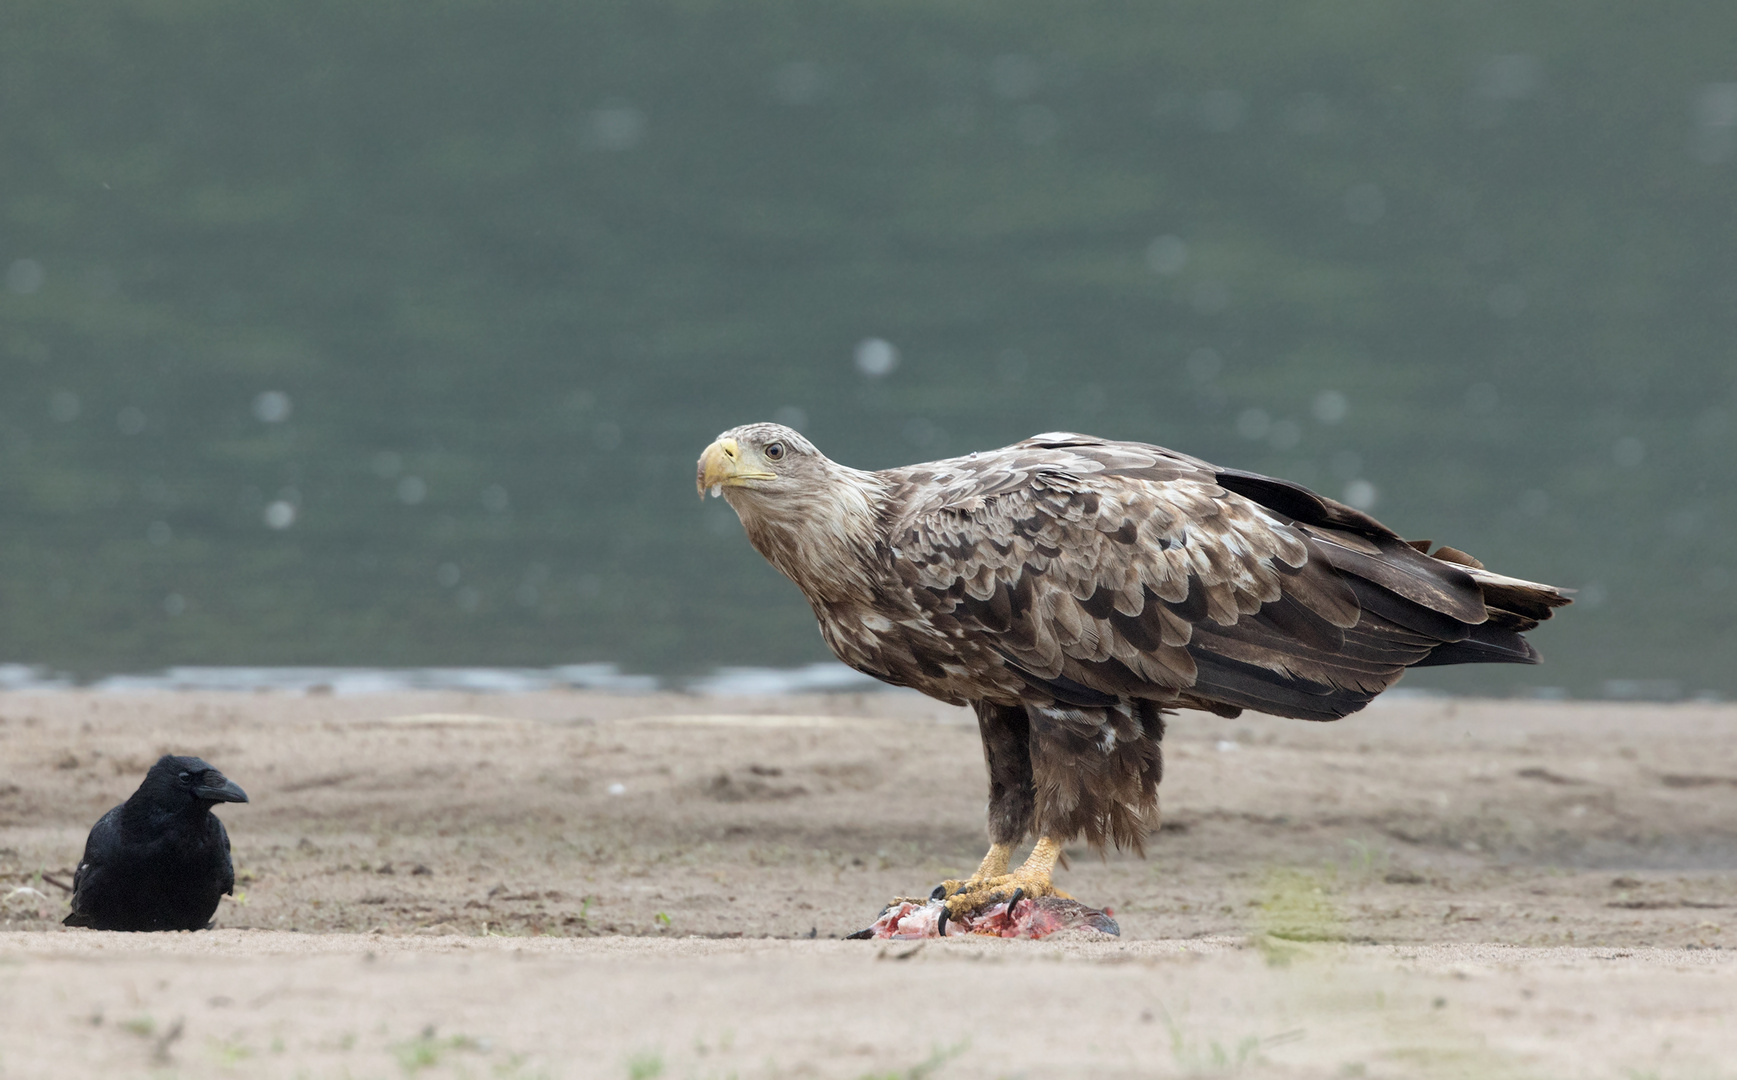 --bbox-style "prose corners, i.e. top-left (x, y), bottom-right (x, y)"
top-left (1007, 888), bottom-right (1025, 912)
top-left (930, 884), bottom-right (948, 902)
top-left (936, 907), bottom-right (950, 936)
